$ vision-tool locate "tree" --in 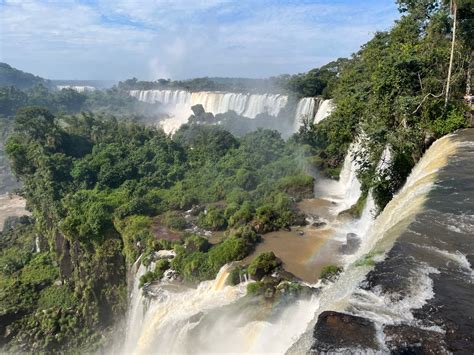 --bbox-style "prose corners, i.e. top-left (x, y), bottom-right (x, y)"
top-left (445, 0), bottom-right (458, 106)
